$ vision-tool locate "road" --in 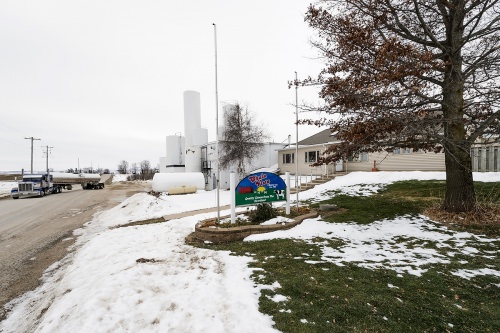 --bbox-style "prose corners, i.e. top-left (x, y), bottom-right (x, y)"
top-left (0, 181), bottom-right (151, 320)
